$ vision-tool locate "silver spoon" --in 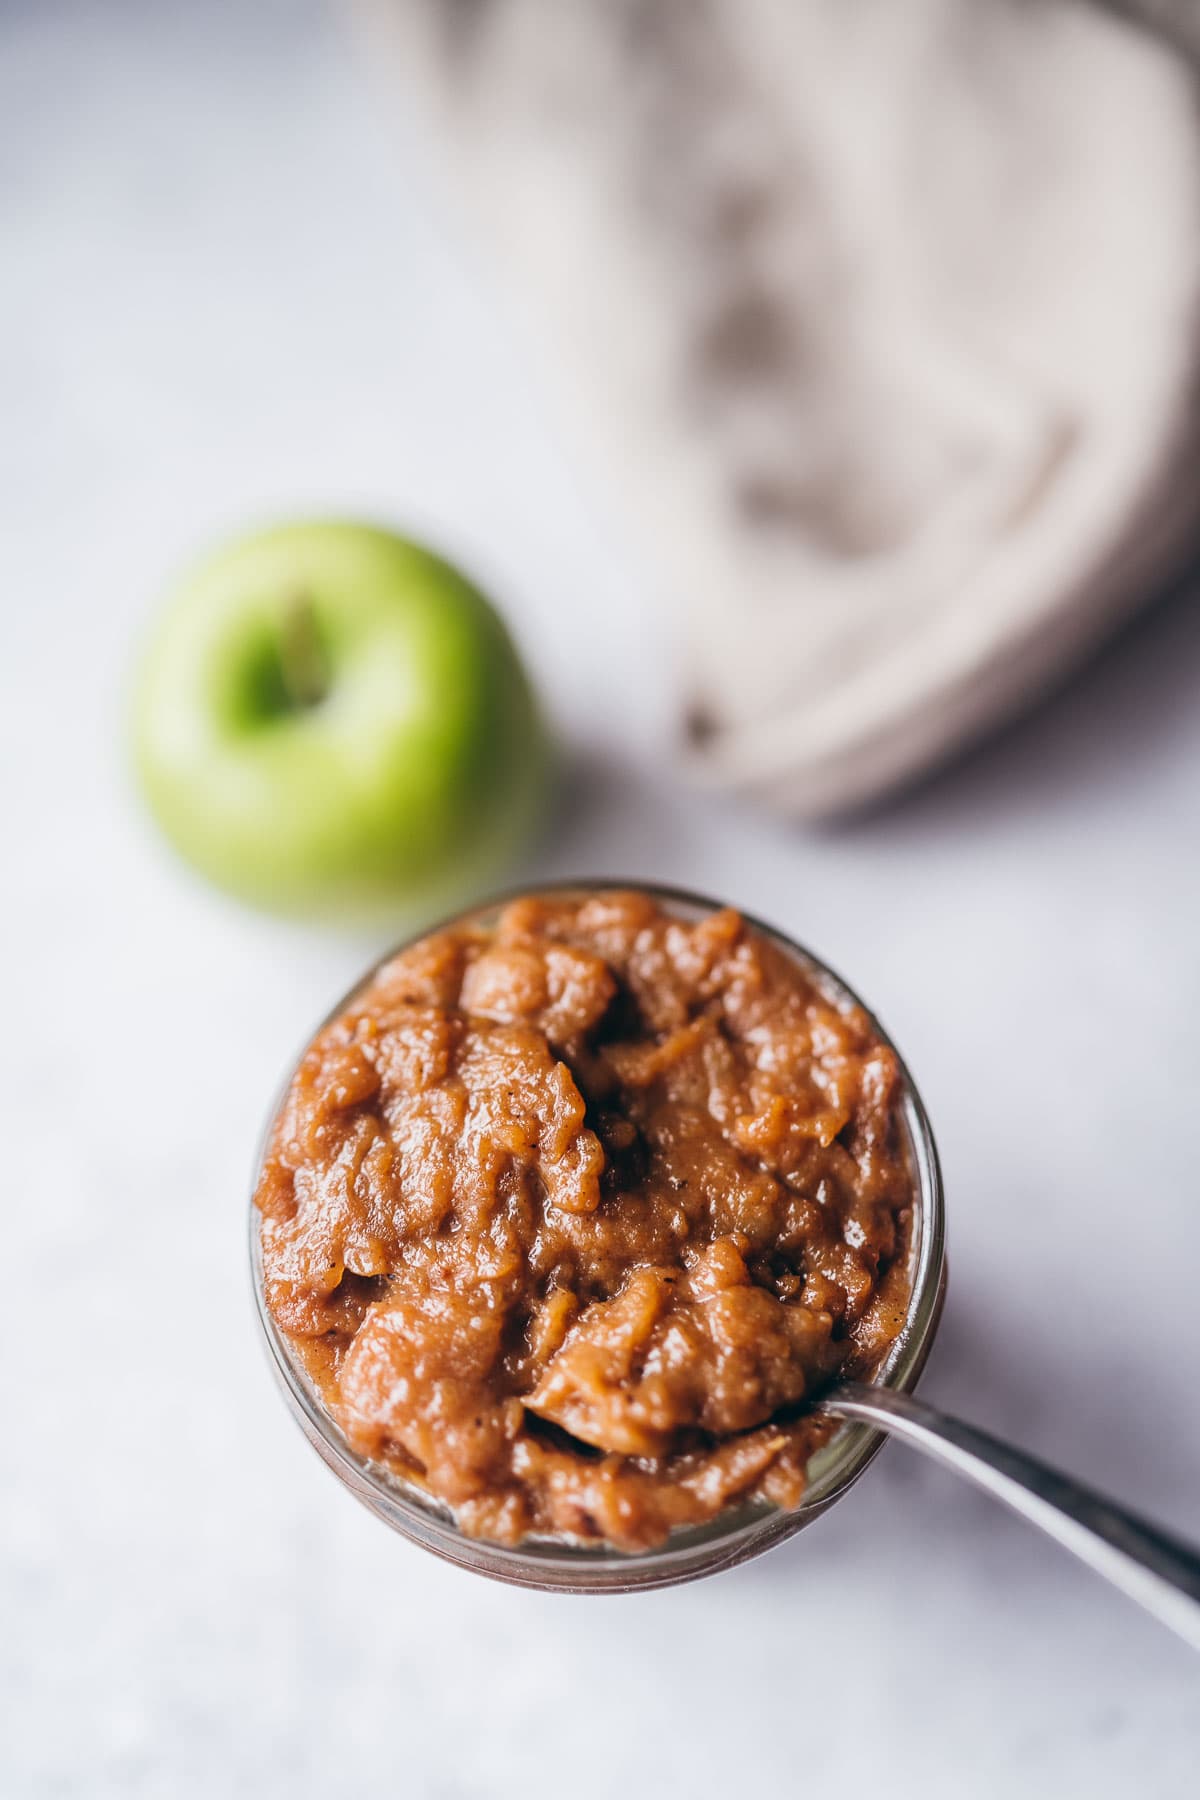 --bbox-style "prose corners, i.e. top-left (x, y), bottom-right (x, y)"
top-left (814, 1382), bottom-right (1200, 1651)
